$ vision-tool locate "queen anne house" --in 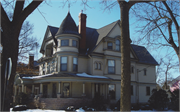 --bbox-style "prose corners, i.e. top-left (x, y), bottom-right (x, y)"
top-left (14, 11), bottom-right (158, 109)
